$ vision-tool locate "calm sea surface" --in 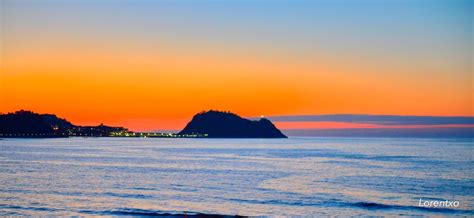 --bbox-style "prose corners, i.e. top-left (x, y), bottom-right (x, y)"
top-left (0, 137), bottom-right (473, 216)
